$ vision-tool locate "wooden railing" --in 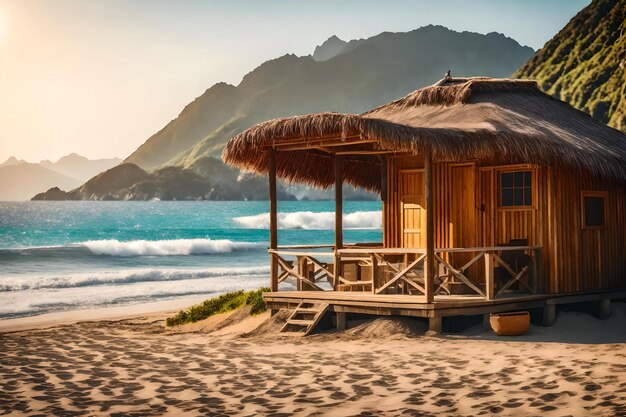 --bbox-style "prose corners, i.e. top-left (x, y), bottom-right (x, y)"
top-left (270, 245), bottom-right (542, 300)
top-left (337, 246), bottom-right (542, 300)
top-left (269, 242), bottom-right (382, 291)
